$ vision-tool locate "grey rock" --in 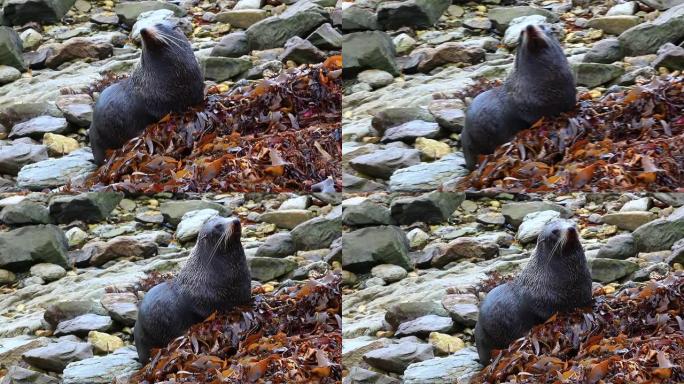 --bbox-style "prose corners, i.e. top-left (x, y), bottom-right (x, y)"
top-left (586, 16), bottom-right (641, 35)
top-left (0, 336), bottom-right (50, 371)
top-left (357, 69), bottom-right (394, 89)
top-left (2, 0), bottom-right (75, 25)
top-left (588, 257), bottom-right (639, 283)
top-left (640, 0), bottom-right (684, 10)
top-left (653, 42), bottom-right (684, 70)
top-left (201, 57), bottom-right (252, 81)
top-left (427, 99), bottom-right (465, 133)
top-left (371, 107), bottom-right (435, 135)
top-left (363, 342), bottom-right (434, 374)
top-left (0, 201), bottom-right (50, 224)
top-left (571, 63), bottom-right (625, 87)
top-left (342, 5), bottom-right (379, 31)
top-left (502, 201), bottom-right (570, 227)
top-left (290, 207), bottom-right (341, 250)
top-left (77, 236), bottom-right (158, 267)
top-left (389, 153), bottom-right (469, 192)
top-left (114, 1), bottom-right (185, 26)
top-left (0, 65), bottom-right (21, 85)
top-left (432, 237), bottom-right (498, 268)
top-left (597, 233), bottom-right (637, 259)
top-left (342, 198), bottom-right (393, 226)
top-left (607, 2), bottom-right (638, 16)
top-left (0, 143), bottom-right (47, 175)
top-left (175, 209), bottom-right (221, 243)
top-left (0, 27), bottom-right (25, 71)
top-left (343, 31), bottom-right (399, 76)
top-left (248, 256), bottom-right (297, 281)
top-left (516, 210), bottom-right (562, 244)
top-left (390, 191), bottom-right (464, 225)
top-left (62, 347), bottom-right (141, 384)
top-left (620, 197), bottom-right (652, 211)
top-left (256, 232), bottom-right (296, 257)
top-left (342, 225), bottom-right (410, 271)
top-left (16, 149), bottom-right (96, 190)
top-left (633, 206), bottom-right (684, 252)
top-left (441, 293), bottom-right (478, 327)
top-left (342, 367), bottom-right (401, 384)
top-left (48, 192), bottom-right (123, 224)
top-left (487, 6), bottom-right (559, 32)
top-left (583, 38), bottom-right (625, 63)
top-left (0, 269), bottom-right (17, 284)
top-left (381, 120), bottom-right (441, 144)
top-left (416, 43), bottom-right (486, 72)
top-left (0, 365), bottom-right (60, 384)
top-left (214, 10), bottom-right (268, 29)
top-left (602, 211), bottom-right (657, 231)
top-left (9, 116), bottom-right (68, 139)
top-left (307, 23), bottom-right (342, 50)
top-left (29, 263), bottom-right (66, 282)
top-left (43, 301), bottom-right (108, 328)
top-left (55, 94), bottom-right (93, 127)
top-left (385, 301), bottom-right (449, 329)
top-left (618, 4), bottom-right (684, 55)
top-left (260, 209), bottom-right (314, 229)
top-left (376, 0), bottom-right (450, 30)
top-left (0, 224), bottom-right (68, 270)
top-left (403, 347), bottom-right (481, 384)
top-left (22, 341), bottom-right (93, 373)
top-left (45, 36), bottom-right (113, 69)
top-left (54, 314), bottom-right (113, 337)
top-left (502, 15), bottom-right (550, 48)
top-left (159, 200), bottom-right (230, 226)
top-left (100, 292), bottom-right (138, 326)
top-left (371, 264), bottom-right (407, 283)
top-left (349, 148), bottom-right (421, 180)
top-left (245, 1), bottom-right (328, 50)
top-left (667, 238), bottom-right (684, 265)
top-left (279, 36), bottom-right (326, 64)
top-left (343, 173), bottom-right (387, 192)
top-left (210, 32), bottom-right (250, 58)
top-left (395, 315), bottom-right (454, 338)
